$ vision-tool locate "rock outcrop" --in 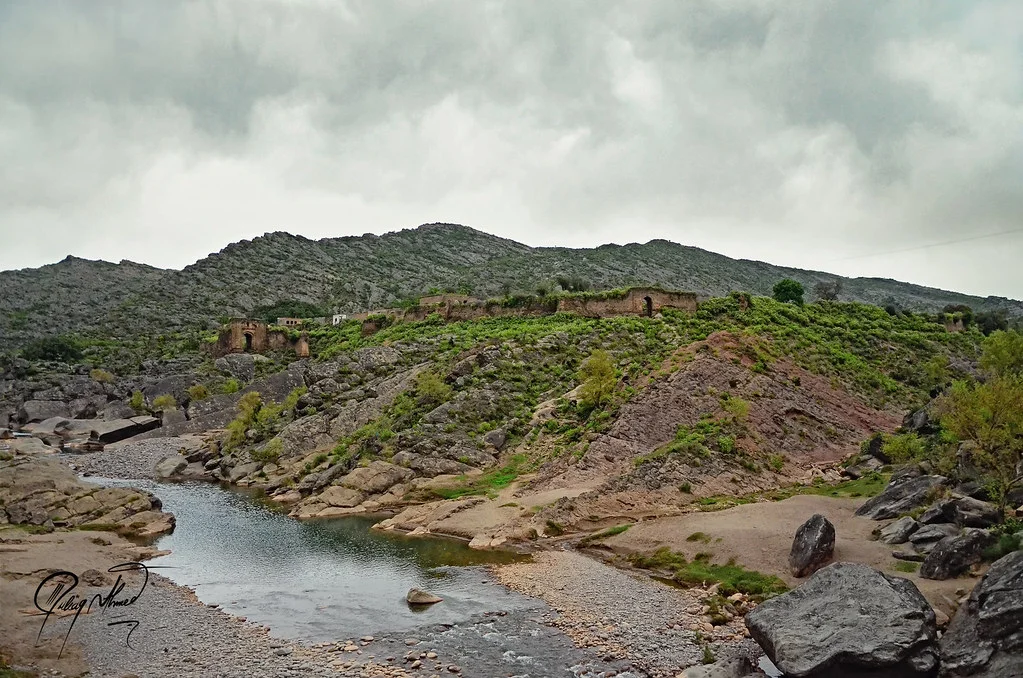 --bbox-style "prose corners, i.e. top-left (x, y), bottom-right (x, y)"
top-left (920, 529), bottom-right (995, 581)
top-left (788, 514), bottom-right (836, 578)
top-left (856, 474), bottom-right (948, 521)
top-left (745, 562), bottom-right (939, 677)
top-left (0, 455), bottom-right (174, 537)
top-left (939, 551), bottom-right (1023, 677)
